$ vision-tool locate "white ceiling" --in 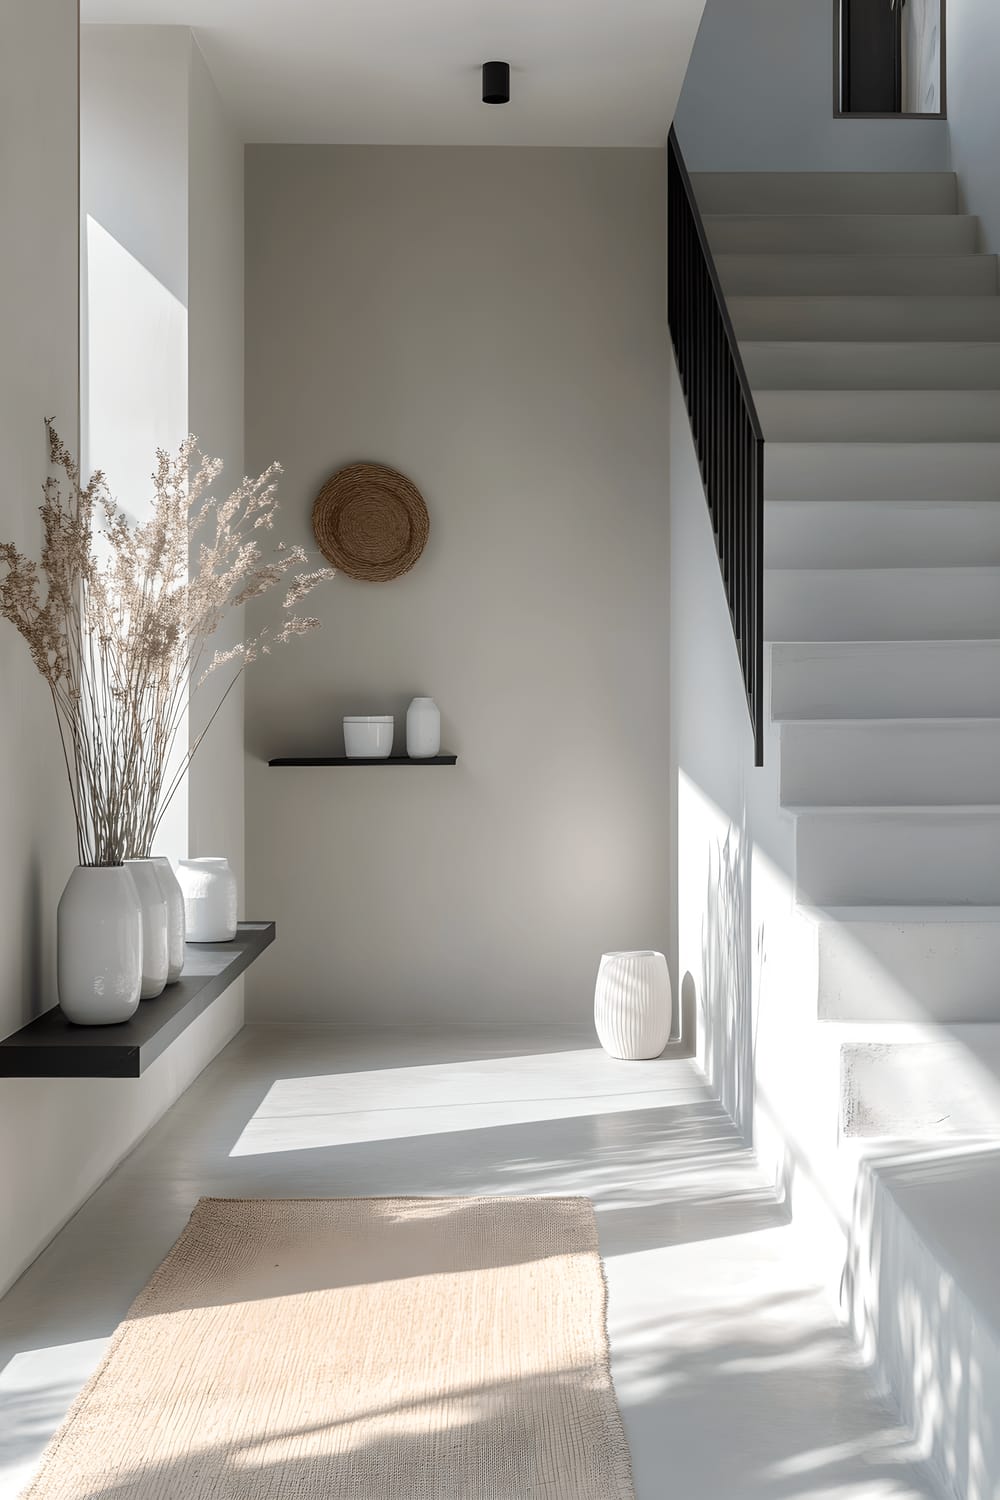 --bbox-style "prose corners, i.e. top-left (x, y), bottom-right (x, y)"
top-left (80, 0), bottom-right (706, 146)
